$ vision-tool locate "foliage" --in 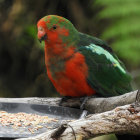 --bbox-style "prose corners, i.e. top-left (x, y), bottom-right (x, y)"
top-left (92, 134), bottom-right (117, 140)
top-left (94, 0), bottom-right (140, 66)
